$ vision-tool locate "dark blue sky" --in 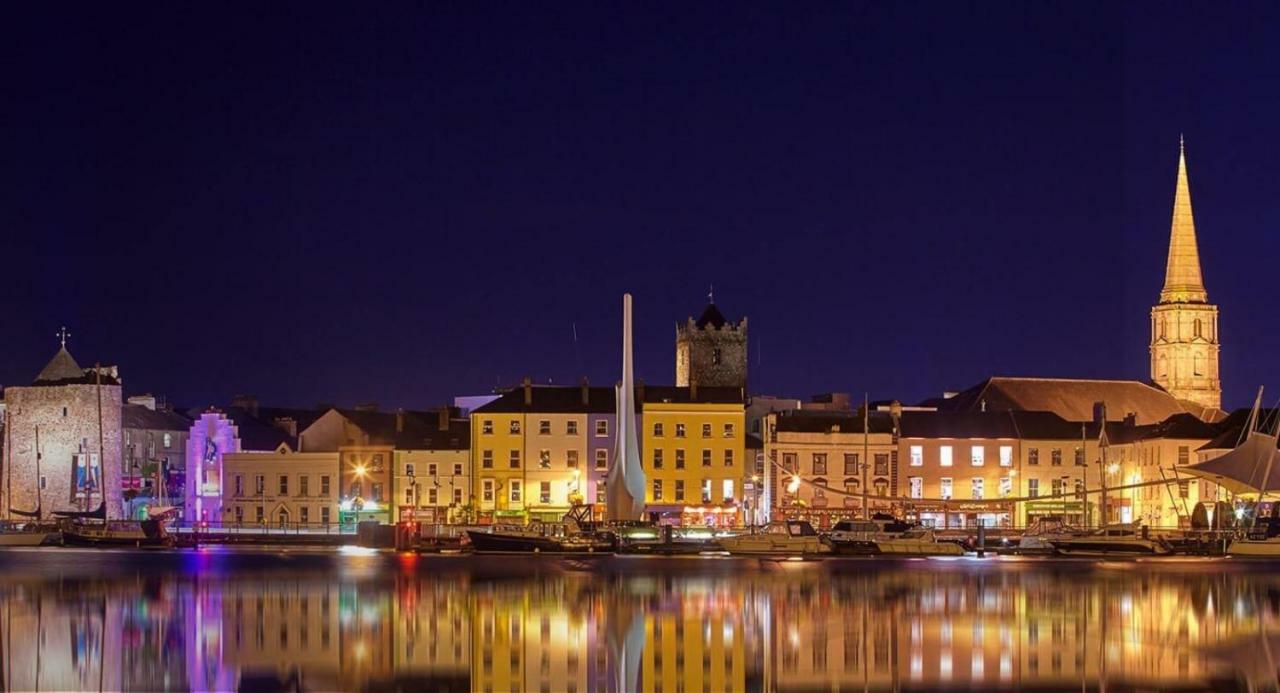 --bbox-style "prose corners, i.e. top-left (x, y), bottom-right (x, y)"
top-left (5, 3), bottom-right (1280, 411)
